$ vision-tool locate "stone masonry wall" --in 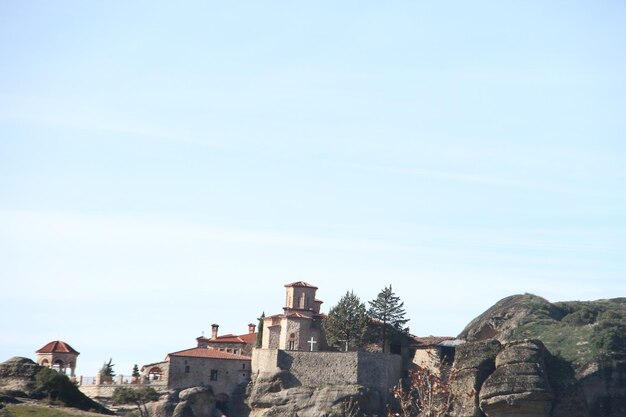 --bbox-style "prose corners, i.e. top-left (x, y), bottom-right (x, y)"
top-left (252, 349), bottom-right (402, 393)
top-left (357, 351), bottom-right (402, 393)
top-left (79, 382), bottom-right (168, 399)
top-left (279, 351), bottom-right (359, 387)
